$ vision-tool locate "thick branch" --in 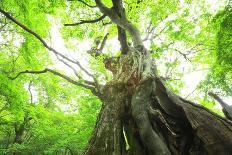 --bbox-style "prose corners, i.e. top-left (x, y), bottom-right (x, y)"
top-left (112, 0), bottom-right (129, 54)
top-left (87, 33), bottom-right (109, 57)
top-left (9, 69), bottom-right (48, 80)
top-left (117, 26), bottom-right (129, 54)
top-left (208, 92), bottom-right (232, 120)
top-left (99, 33), bottom-right (109, 52)
top-left (64, 14), bottom-right (106, 26)
top-left (95, 0), bottom-right (143, 47)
